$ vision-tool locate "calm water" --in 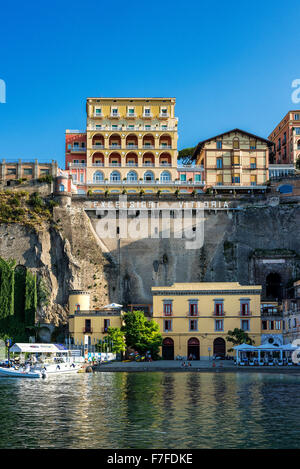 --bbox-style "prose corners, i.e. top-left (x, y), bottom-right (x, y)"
top-left (0, 371), bottom-right (299, 449)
